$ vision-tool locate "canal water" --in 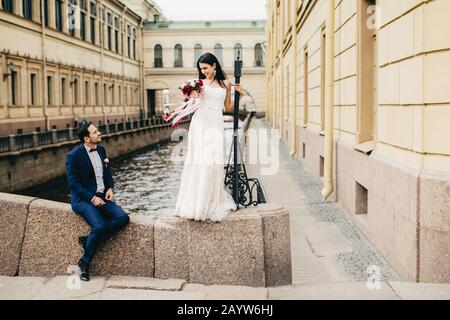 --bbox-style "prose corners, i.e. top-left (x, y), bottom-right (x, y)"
top-left (17, 120), bottom-right (240, 218)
